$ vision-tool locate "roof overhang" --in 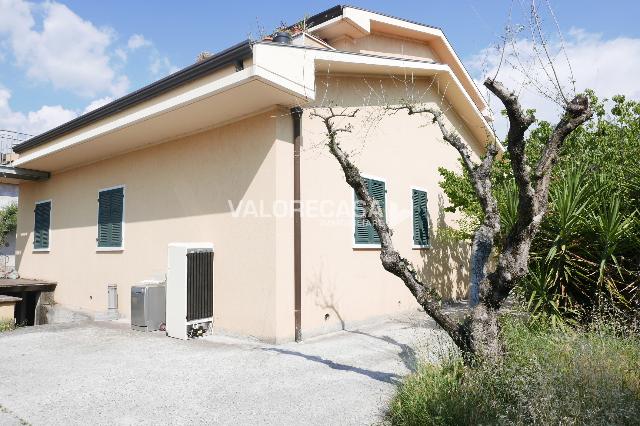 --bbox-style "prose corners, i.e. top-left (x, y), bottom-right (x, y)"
top-left (0, 165), bottom-right (50, 184)
top-left (305, 5), bottom-right (489, 115)
top-left (253, 42), bottom-right (497, 153)
top-left (14, 41), bottom-right (253, 155)
top-left (13, 63), bottom-right (311, 172)
top-left (13, 20), bottom-right (499, 173)
top-left (313, 52), bottom-right (494, 152)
